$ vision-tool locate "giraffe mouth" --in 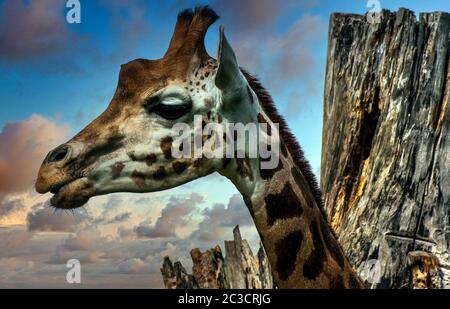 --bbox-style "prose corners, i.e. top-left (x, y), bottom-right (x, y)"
top-left (48, 178), bottom-right (94, 210)
top-left (49, 183), bottom-right (65, 195)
